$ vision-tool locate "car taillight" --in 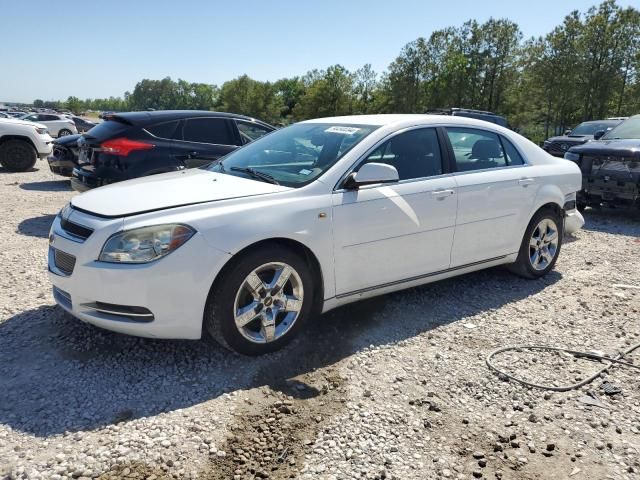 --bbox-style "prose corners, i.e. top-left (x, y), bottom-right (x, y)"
top-left (101, 138), bottom-right (154, 157)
